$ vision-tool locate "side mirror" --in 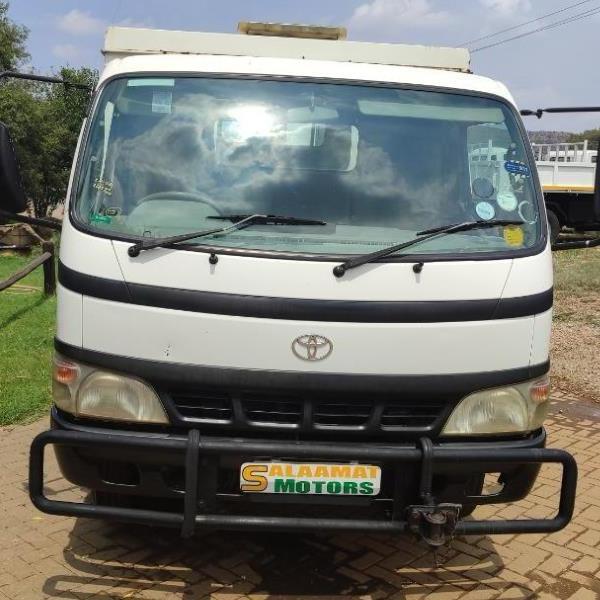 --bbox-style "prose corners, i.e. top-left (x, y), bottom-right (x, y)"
top-left (0, 122), bottom-right (27, 214)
